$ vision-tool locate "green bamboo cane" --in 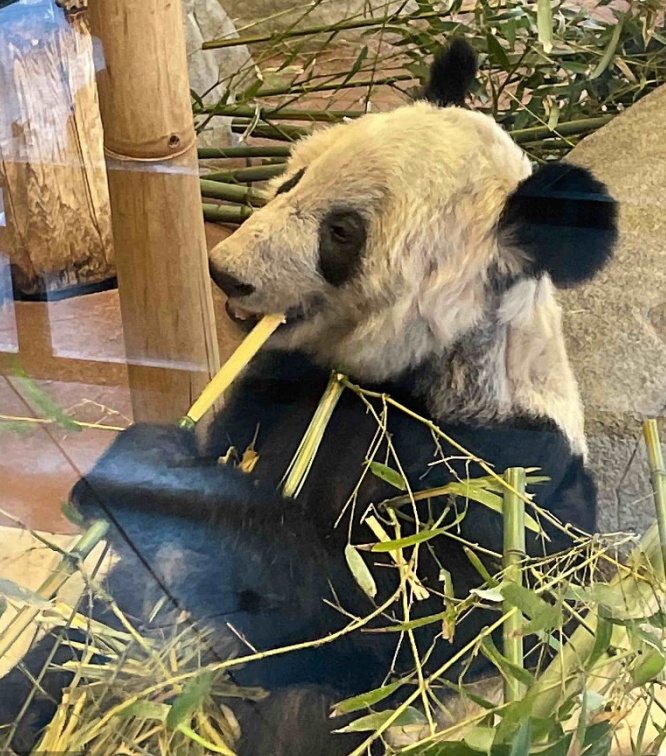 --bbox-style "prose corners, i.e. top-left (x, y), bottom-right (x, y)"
top-left (203, 164), bottom-right (286, 184)
top-left (644, 419), bottom-right (666, 573)
top-left (200, 179), bottom-right (267, 206)
top-left (503, 467), bottom-right (527, 702)
top-left (198, 146), bottom-right (291, 159)
top-left (202, 204), bottom-right (254, 225)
